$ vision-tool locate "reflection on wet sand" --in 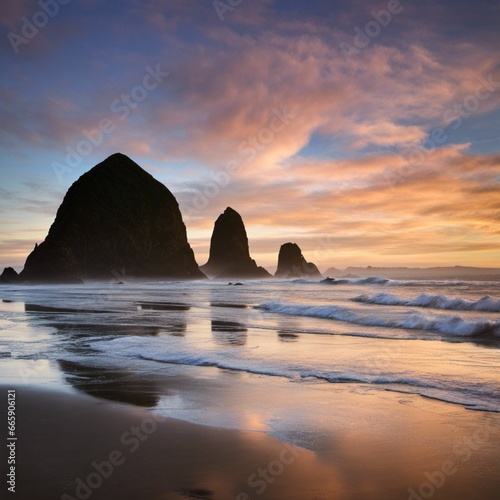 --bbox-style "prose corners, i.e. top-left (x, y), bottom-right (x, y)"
top-left (164, 323), bottom-right (187, 337)
top-left (22, 307), bottom-right (187, 407)
top-left (445, 337), bottom-right (500, 349)
top-left (210, 302), bottom-right (248, 309)
top-left (0, 300), bottom-right (25, 312)
top-left (278, 331), bottom-right (300, 342)
top-left (211, 320), bottom-right (248, 346)
top-left (24, 299), bottom-right (188, 339)
top-left (25, 303), bottom-right (114, 314)
top-left (48, 323), bottom-right (162, 337)
top-left (136, 301), bottom-right (189, 335)
top-left (6, 384), bottom-right (500, 500)
top-left (138, 302), bottom-right (190, 311)
top-left (58, 359), bottom-right (162, 407)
